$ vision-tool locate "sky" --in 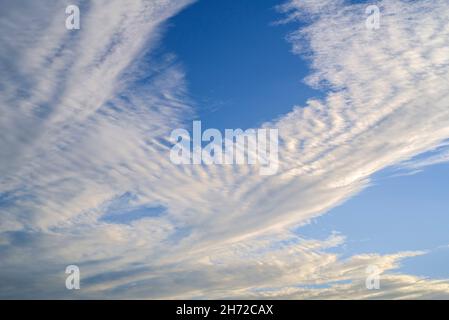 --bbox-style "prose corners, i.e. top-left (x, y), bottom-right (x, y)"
top-left (0, 0), bottom-right (449, 299)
